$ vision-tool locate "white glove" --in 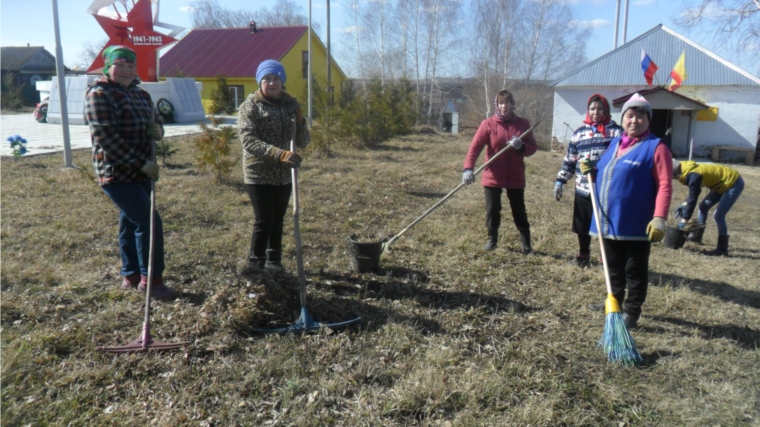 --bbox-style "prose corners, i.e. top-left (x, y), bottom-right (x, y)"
top-left (141, 160), bottom-right (160, 181)
top-left (553, 182), bottom-right (563, 201)
top-left (147, 123), bottom-right (163, 141)
top-left (462, 169), bottom-right (474, 185)
top-left (508, 137), bottom-right (523, 150)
